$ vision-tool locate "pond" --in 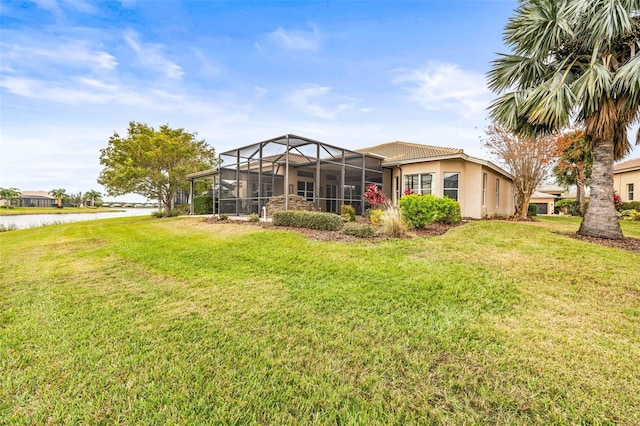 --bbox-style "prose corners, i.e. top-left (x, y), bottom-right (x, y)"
top-left (0, 209), bottom-right (158, 230)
